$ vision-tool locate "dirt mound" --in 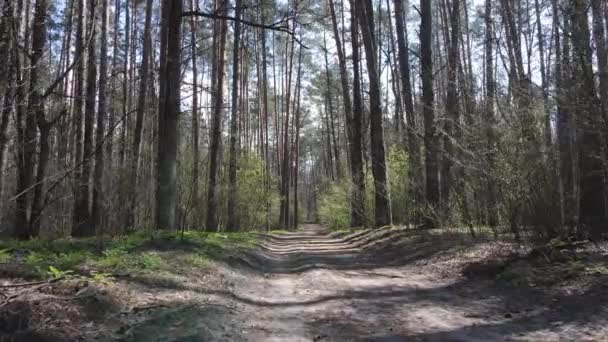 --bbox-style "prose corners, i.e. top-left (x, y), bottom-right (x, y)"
top-left (0, 278), bottom-right (126, 341)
